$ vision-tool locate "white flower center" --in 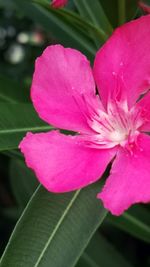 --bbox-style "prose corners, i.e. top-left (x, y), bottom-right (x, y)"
top-left (109, 130), bottom-right (127, 143)
top-left (85, 99), bottom-right (143, 149)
